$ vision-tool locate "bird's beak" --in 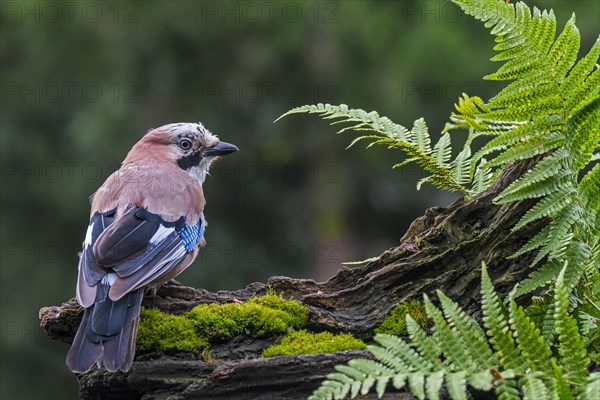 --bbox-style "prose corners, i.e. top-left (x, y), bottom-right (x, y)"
top-left (202, 141), bottom-right (239, 157)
